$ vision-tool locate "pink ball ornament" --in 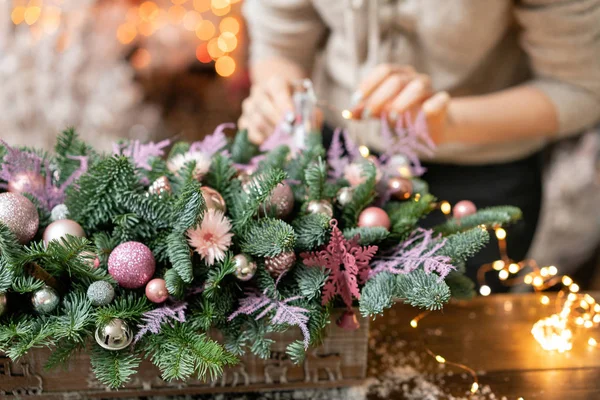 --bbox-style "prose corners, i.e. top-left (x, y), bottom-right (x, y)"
top-left (0, 192), bottom-right (39, 244)
top-left (358, 207), bottom-right (391, 230)
top-left (145, 278), bottom-right (169, 303)
top-left (7, 172), bottom-right (45, 196)
top-left (108, 242), bottom-right (156, 289)
top-left (453, 200), bottom-right (477, 219)
top-left (337, 310), bottom-right (360, 331)
top-left (43, 219), bottom-right (85, 245)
